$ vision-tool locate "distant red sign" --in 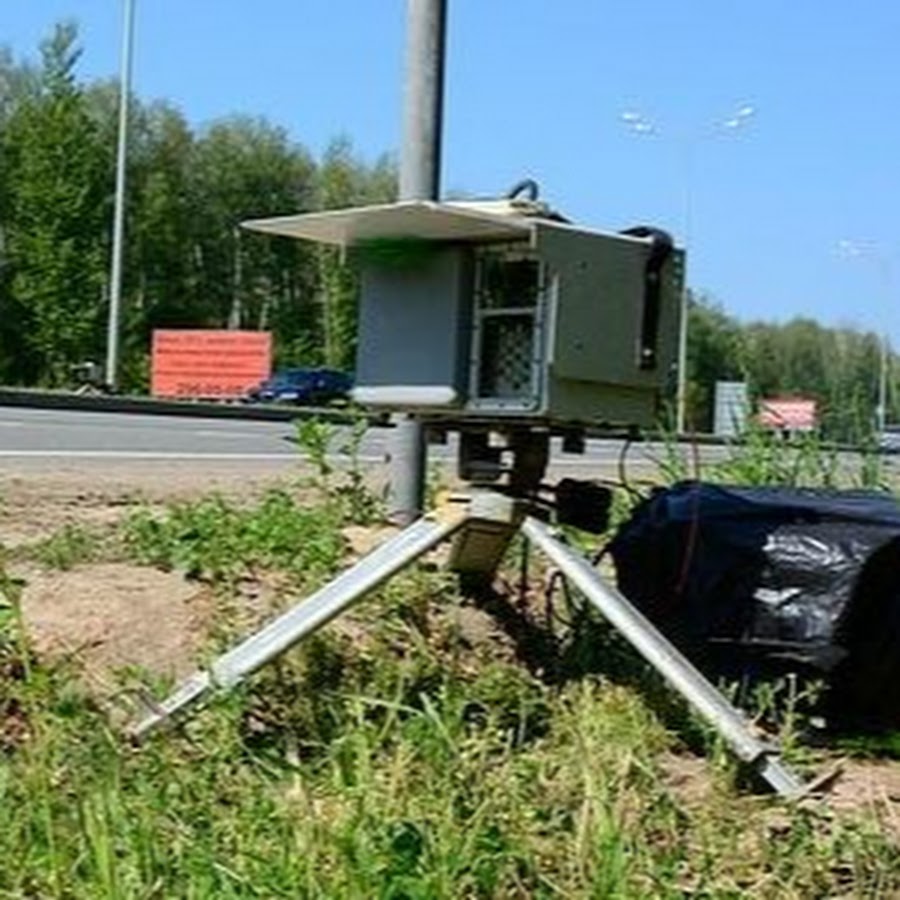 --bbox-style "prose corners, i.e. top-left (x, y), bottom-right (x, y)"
top-left (758, 397), bottom-right (817, 431)
top-left (151, 330), bottom-right (272, 399)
